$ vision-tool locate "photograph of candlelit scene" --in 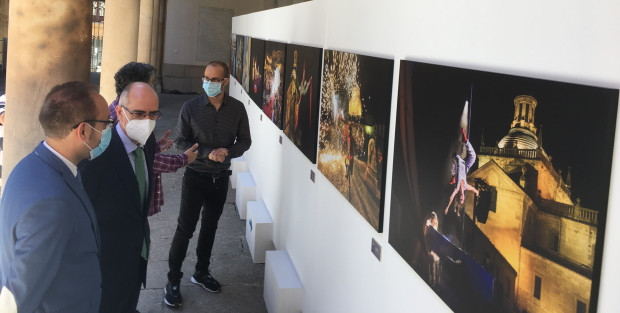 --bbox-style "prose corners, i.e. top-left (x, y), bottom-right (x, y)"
top-left (249, 38), bottom-right (265, 107)
top-left (283, 44), bottom-right (322, 163)
top-left (317, 50), bottom-right (393, 232)
top-left (388, 60), bottom-right (618, 313)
